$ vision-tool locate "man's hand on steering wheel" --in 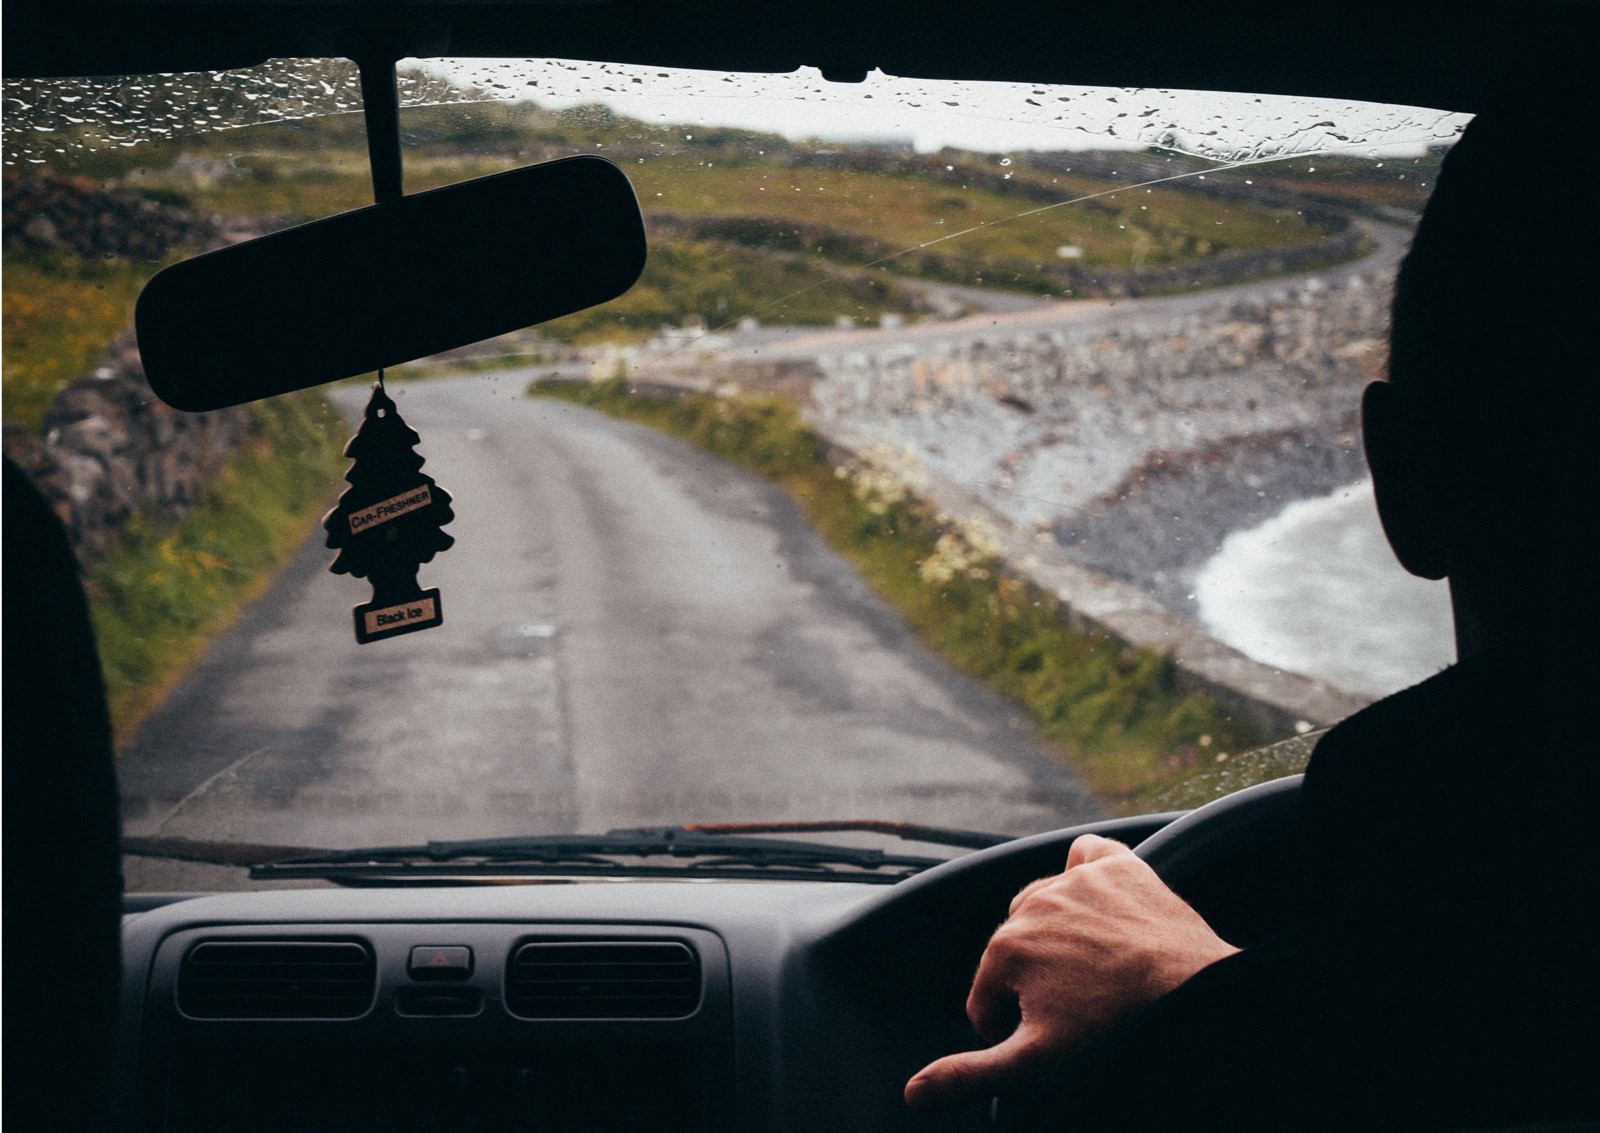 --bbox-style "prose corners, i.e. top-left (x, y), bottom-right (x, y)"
top-left (904, 833), bottom-right (1240, 1113)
